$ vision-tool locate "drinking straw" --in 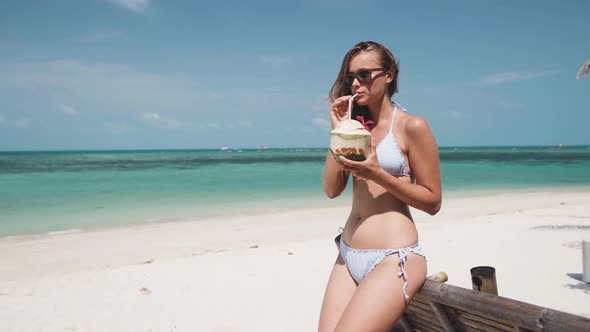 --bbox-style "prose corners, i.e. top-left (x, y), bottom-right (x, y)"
top-left (348, 93), bottom-right (358, 120)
